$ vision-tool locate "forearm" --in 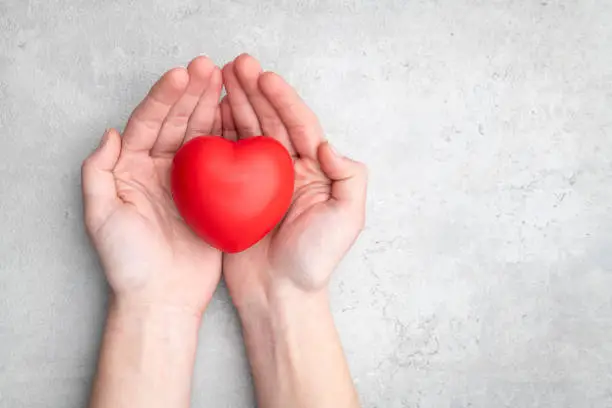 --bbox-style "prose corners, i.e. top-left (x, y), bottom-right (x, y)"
top-left (238, 285), bottom-right (360, 408)
top-left (89, 298), bottom-right (200, 408)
